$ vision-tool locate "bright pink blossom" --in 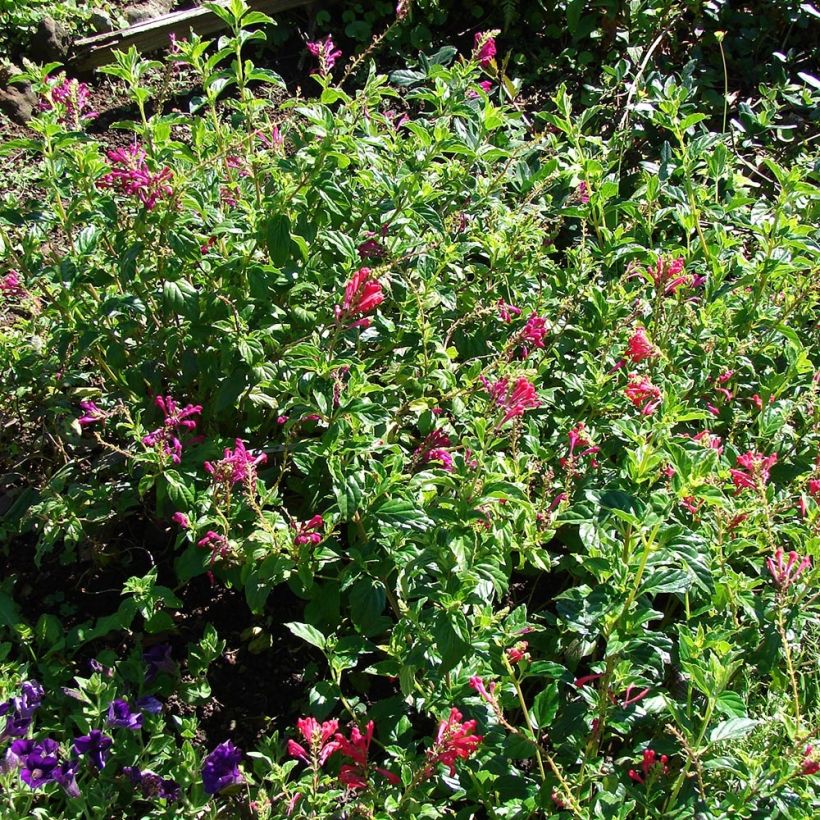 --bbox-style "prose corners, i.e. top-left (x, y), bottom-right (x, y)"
top-left (497, 299), bottom-right (521, 322)
top-left (482, 376), bottom-right (541, 425)
top-left (306, 35), bottom-right (342, 75)
top-left (803, 745), bottom-right (820, 776)
top-left (561, 422), bottom-right (600, 470)
top-left (334, 720), bottom-right (399, 790)
top-left (577, 181), bottom-right (590, 203)
top-left (624, 373), bottom-right (662, 415)
top-left (425, 708), bottom-right (482, 776)
top-left (197, 531), bottom-right (230, 583)
top-left (414, 429), bottom-right (453, 471)
top-left (691, 430), bottom-right (723, 455)
top-left (335, 267), bottom-right (384, 328)
top-left (78, 400), bottom-right (106, 427)
top-left (142, 395), bottom-right (202, 464)
top-left (624, 327), bottom-right (658, 364)
top-left (293, 515), bottom-right (324, 547)
top-left (473, 31), bottom-right (497, 67)
top-left (518, 313), bottom-right (548, 357)
top-left (0, 271), bottom-right (23, 297)
top-left (171, 512), bottom-right (190, 529)
top-left (204, 439), bottom-right (267, 490)
top-left (730, 450), bottom-right (777, 492)
top-left (97, 143), bottom-right (173, 210)
top-left (767, 548), bottom-right (811, 591)
top-left (288, 717), bottom-right (340, 767)
top-left (647, 255), bottom-right (688, 295)
top-left (628, 748), bottom-right (669, 784)
top-left (40, 76), bottom-right (97, 127)
top-left (506, 641), bottom-right (529, 664)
